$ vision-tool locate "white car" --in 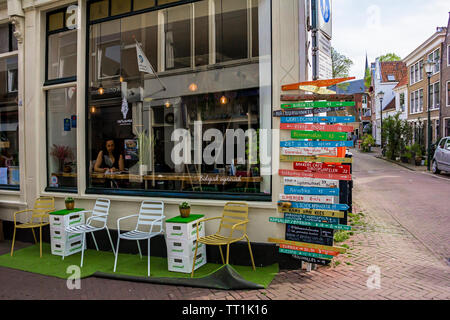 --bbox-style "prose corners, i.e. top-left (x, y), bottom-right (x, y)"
top-left (432, 137), bottom-right (450, 174)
